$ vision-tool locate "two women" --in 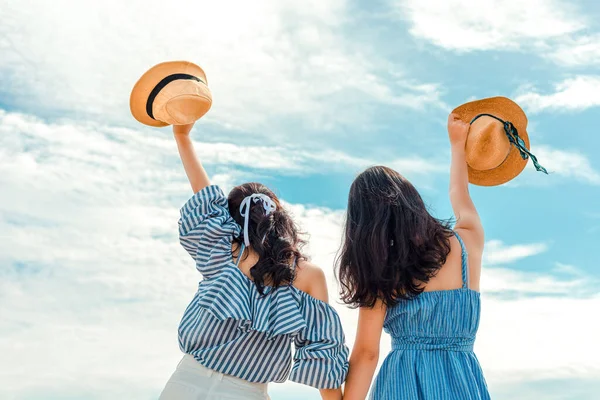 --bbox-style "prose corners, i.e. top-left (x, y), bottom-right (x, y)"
top-left (130, 62), bottom-right (547, 398)
top-left (159, 112), bottom-right (490, 399)
top-left (125, 56), bottom-right (559, 399)
top-left (158, 96), bottom-right (556, 399)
